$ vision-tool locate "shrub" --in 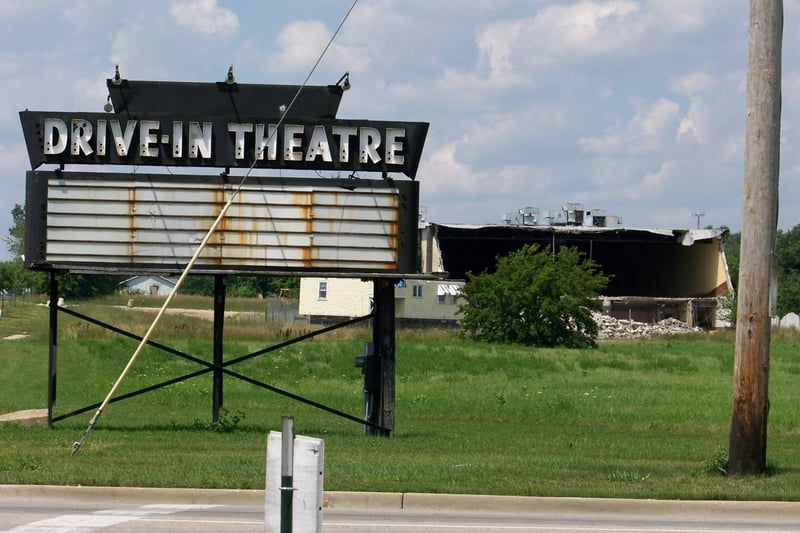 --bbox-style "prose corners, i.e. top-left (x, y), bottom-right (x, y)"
top-left (458, 244), bottom-right (609, 348)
